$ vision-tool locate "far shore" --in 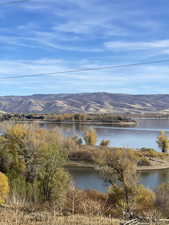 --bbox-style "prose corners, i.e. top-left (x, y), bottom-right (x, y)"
top-left (14, 119), bottom-right (137, 127)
